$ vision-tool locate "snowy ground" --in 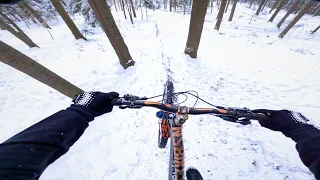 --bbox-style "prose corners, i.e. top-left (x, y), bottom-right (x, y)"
top-left (1, 2), bottom-right (320, 180)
